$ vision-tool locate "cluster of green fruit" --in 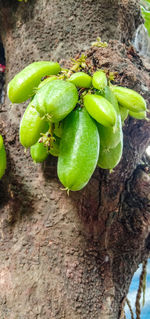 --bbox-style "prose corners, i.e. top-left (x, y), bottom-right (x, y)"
top-left (7, 59), bottom-right (147, 191)
top-left (0, 135), bottom-right (6, 179)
